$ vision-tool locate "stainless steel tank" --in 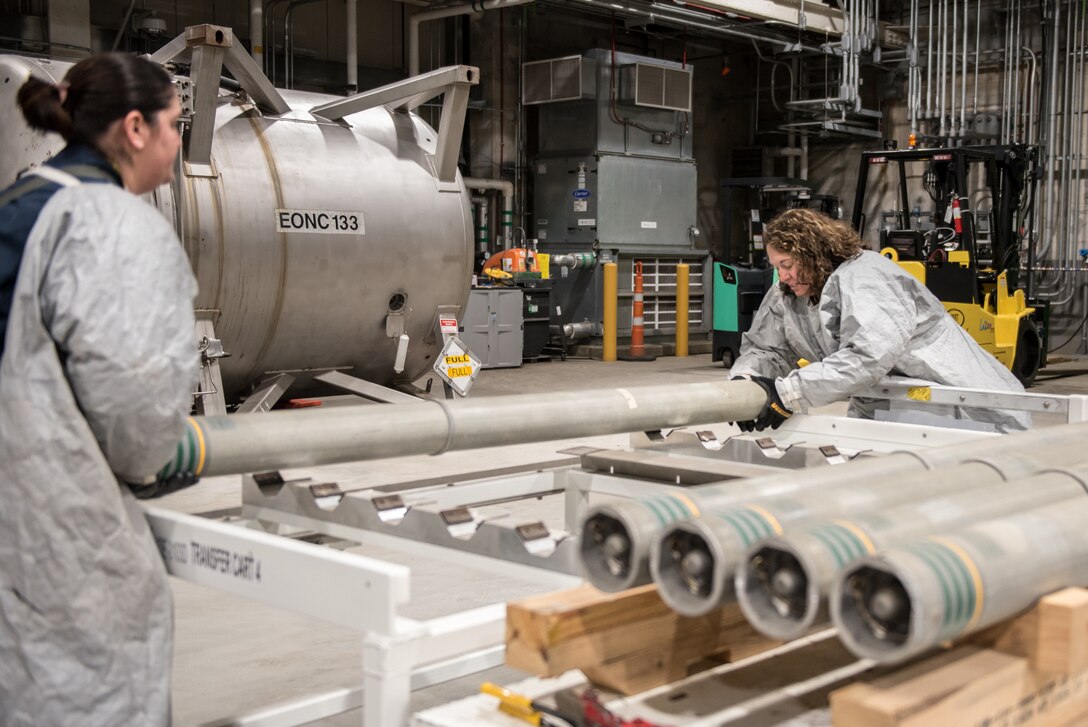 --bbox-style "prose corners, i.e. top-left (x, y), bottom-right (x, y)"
top-left (0, 55), bottom-right (473, 404)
